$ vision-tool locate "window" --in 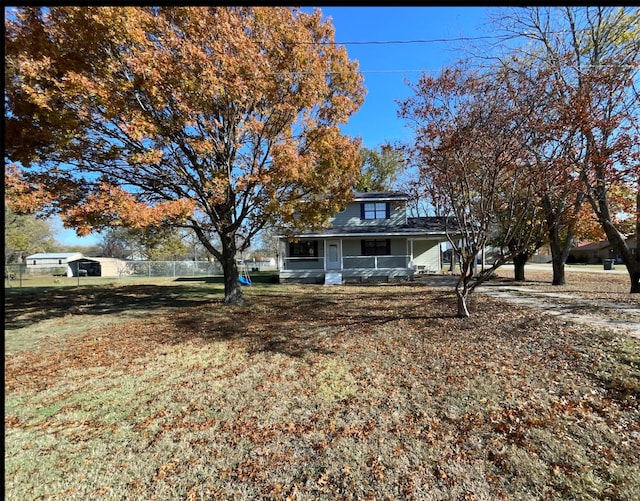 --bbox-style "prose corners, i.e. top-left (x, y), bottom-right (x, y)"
top-left (361, 202), bottom-right (390, 220)
top-left (361, 239), bottom-right (391, 256)
top-left (289, 240), bottom-right (318, 259)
